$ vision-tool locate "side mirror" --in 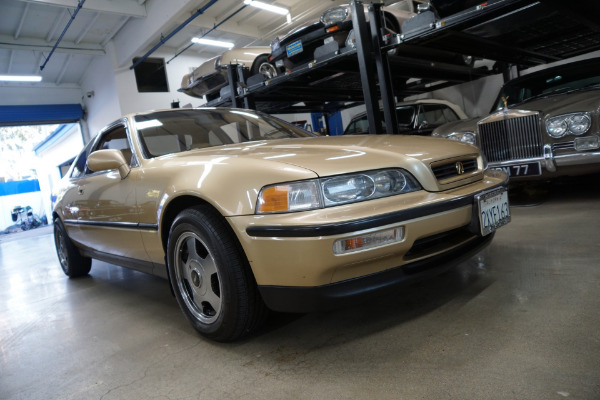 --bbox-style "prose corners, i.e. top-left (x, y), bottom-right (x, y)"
top-left (418, 120), bottom-right (429, 130)
top-left (87, 149), bottom-right (130, 179)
